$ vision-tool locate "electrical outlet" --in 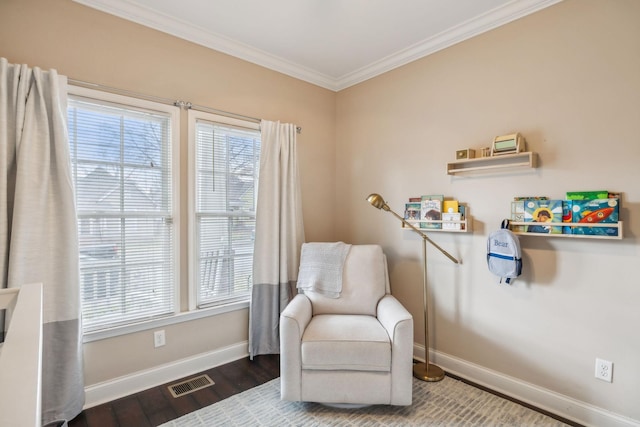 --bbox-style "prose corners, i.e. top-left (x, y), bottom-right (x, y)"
top-left (154, 330), bottom-right (166, 348)
top-left (595, 358), bottom-right (613, 382)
